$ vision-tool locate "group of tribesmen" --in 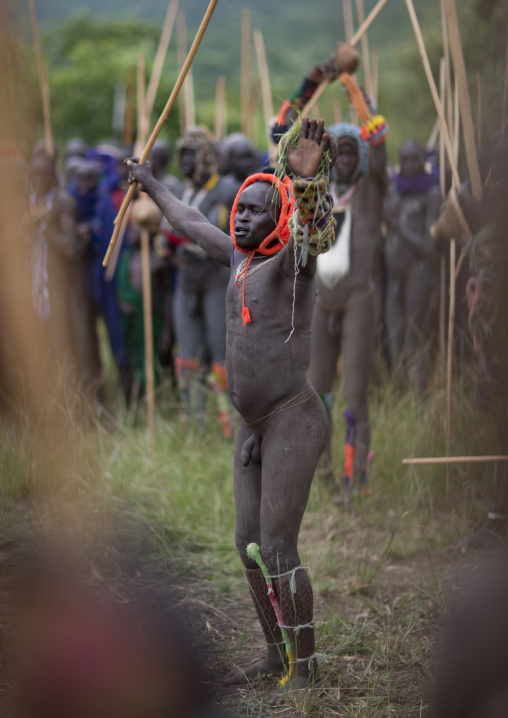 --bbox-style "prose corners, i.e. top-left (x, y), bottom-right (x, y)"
top-left (2, 41), bottom-right (508, 710)
top-left (7, 55), bottom-right (498, 474)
